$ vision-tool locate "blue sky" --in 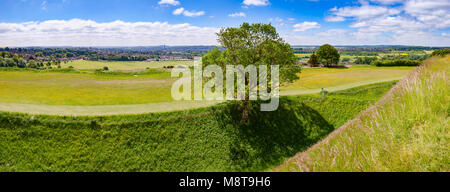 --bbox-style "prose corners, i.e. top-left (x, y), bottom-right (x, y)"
top-left (0, 0), bottom-right (449, 46)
